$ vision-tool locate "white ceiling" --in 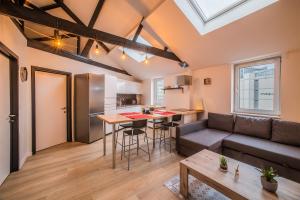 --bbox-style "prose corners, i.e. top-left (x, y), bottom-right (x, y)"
top-left (26, 0), bottom-right (300, 80)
